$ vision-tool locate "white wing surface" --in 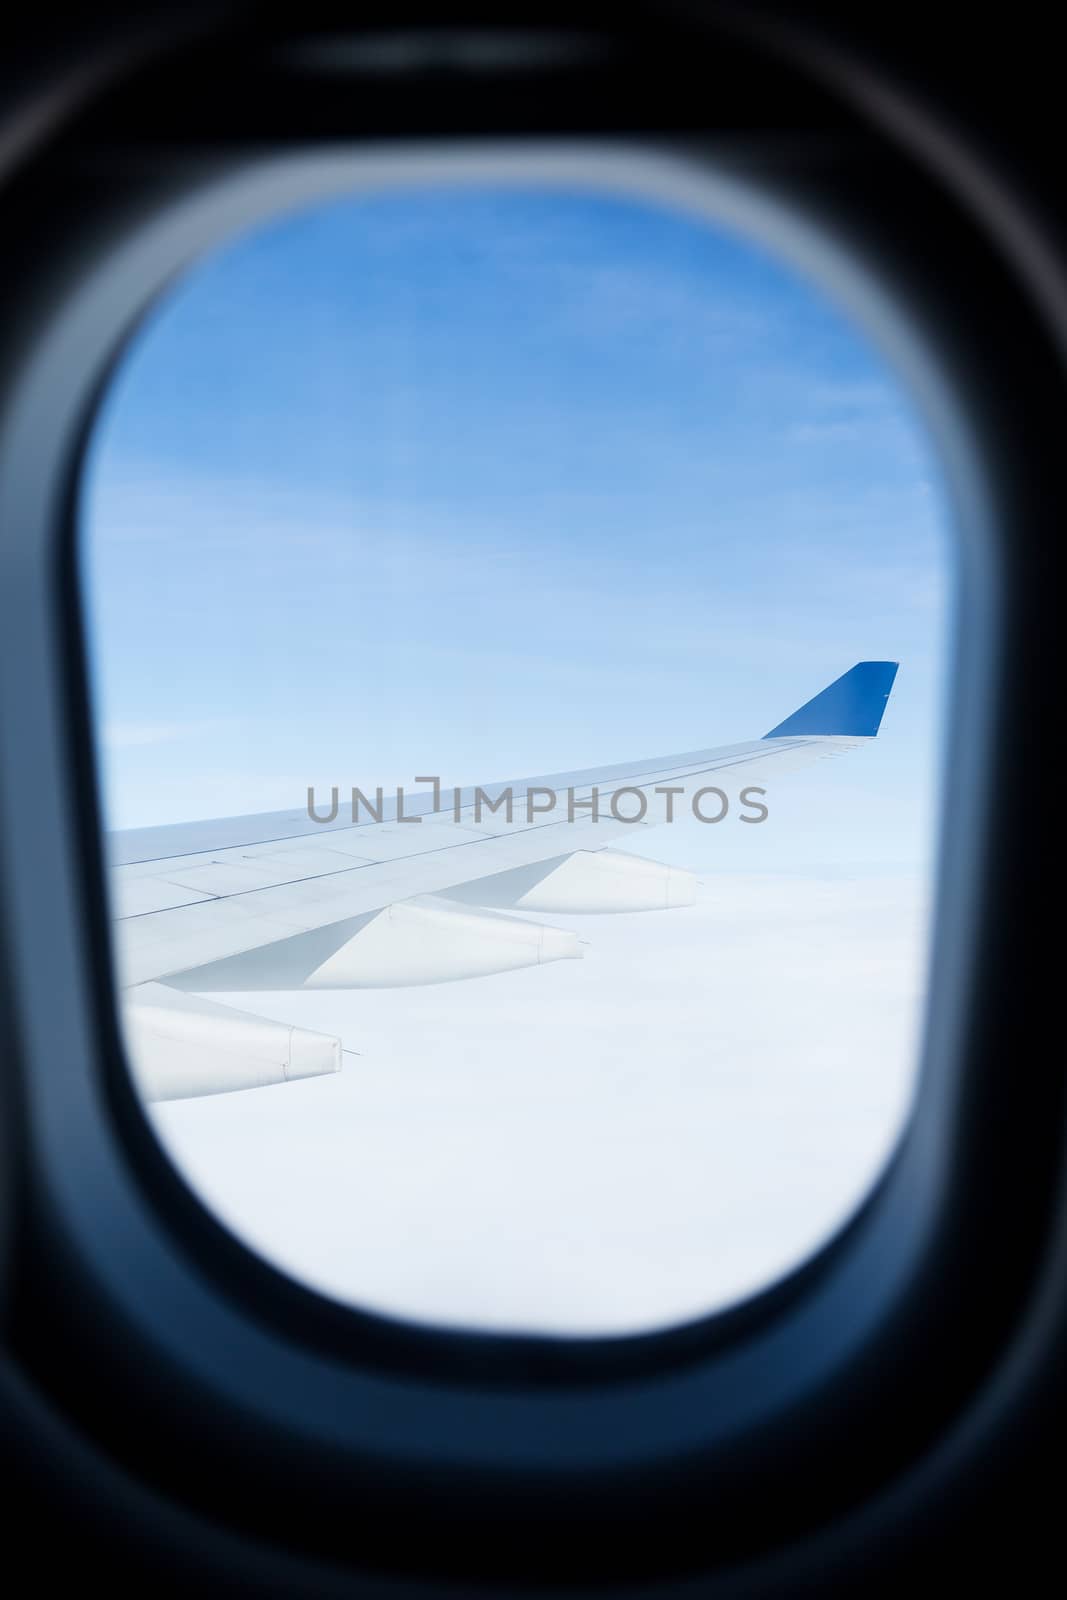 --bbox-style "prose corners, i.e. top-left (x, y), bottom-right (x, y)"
top-left (109, 662), bottom-right (898, 1099)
